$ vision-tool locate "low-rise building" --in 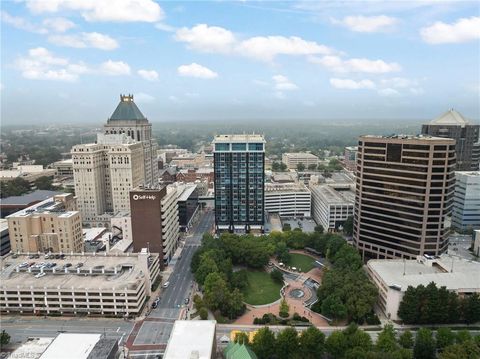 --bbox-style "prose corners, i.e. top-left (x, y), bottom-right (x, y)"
top-left (282, 152), bottom-right (319, 170)
top-left (0, 251), bottom-right (160, 317)
top-left (163, 320), bottom-right (217, 359)
top-left (53, 159), bottom-right (73, 178)
top-left (311, 185), bottom-right (354, 231)
top-left (452, 171), bottom-right (480, 231)
top-left (0, 190), bottom-right (66, 218)
top-left (367, 254), bottom-right (480, 320)
top-left (265, 183), bottom-right (311, 218)
top-left (6, 194), bottom-right (83, 253)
